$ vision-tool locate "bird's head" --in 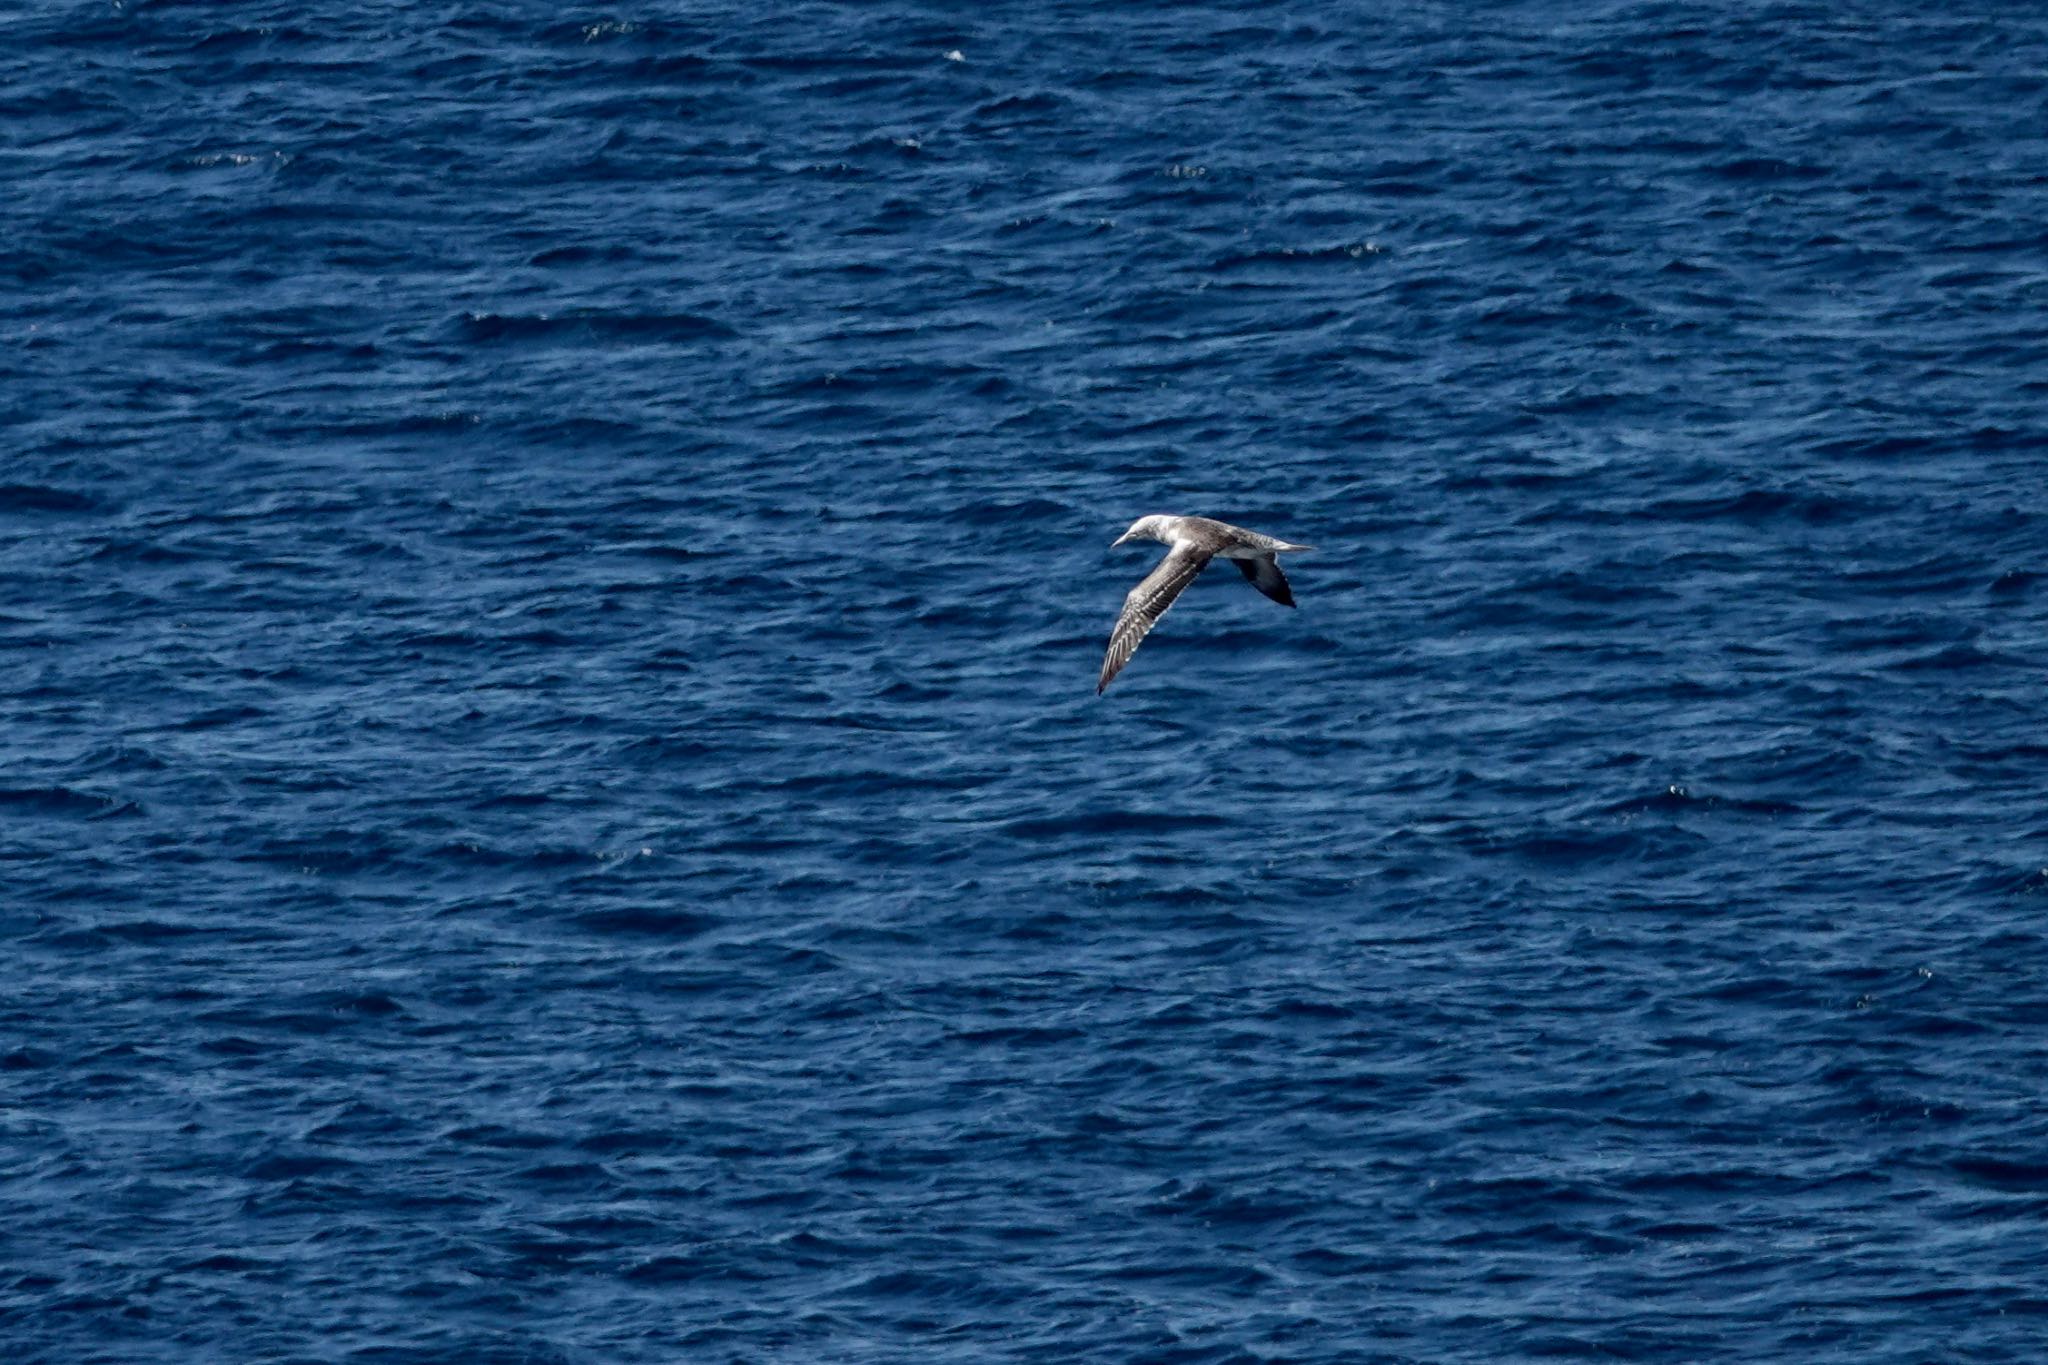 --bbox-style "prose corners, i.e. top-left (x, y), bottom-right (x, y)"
top-left (1111, 515), bottom-right (1173, 549)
